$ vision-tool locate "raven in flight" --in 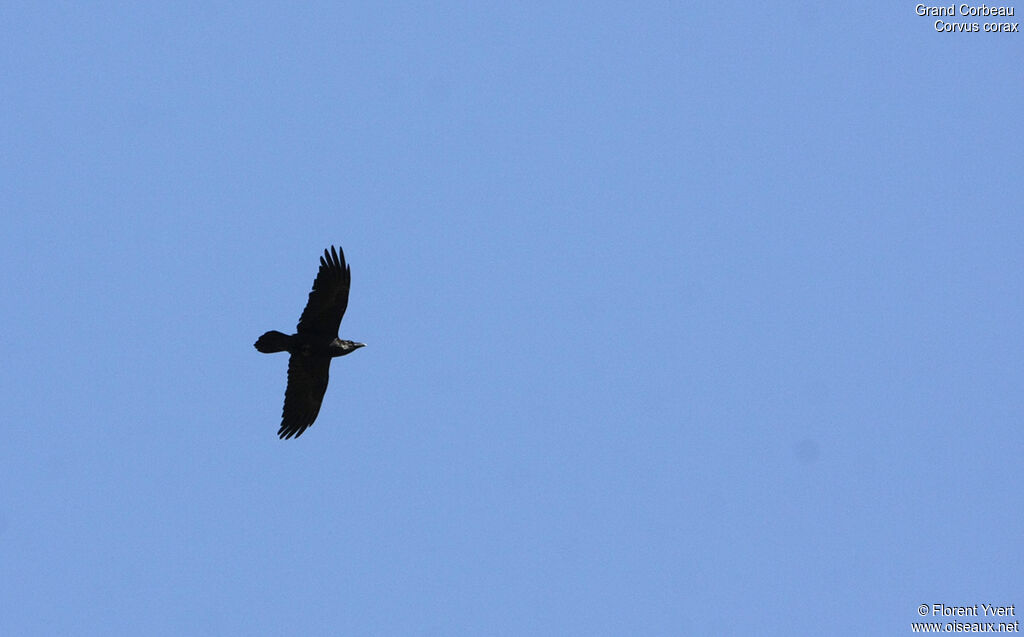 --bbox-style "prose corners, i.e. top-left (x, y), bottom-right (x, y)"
top-left (255, 245), bottom-right (365, 439)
